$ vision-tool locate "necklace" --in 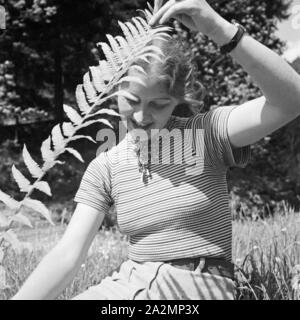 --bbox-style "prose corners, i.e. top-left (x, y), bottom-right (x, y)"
top-left (126, 116), bottom-right (176, 184)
